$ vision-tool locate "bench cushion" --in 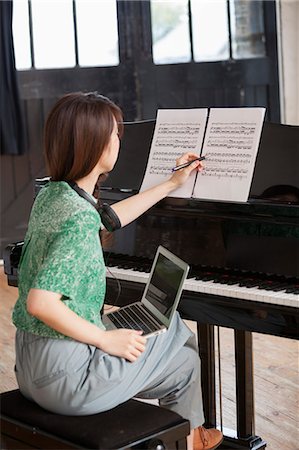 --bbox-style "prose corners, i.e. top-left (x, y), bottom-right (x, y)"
top-left (1, 390), bottom-right (189, 449)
